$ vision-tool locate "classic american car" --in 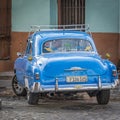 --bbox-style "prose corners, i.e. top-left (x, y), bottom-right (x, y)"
top-left (12, 25), bottom-right (119, 105)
